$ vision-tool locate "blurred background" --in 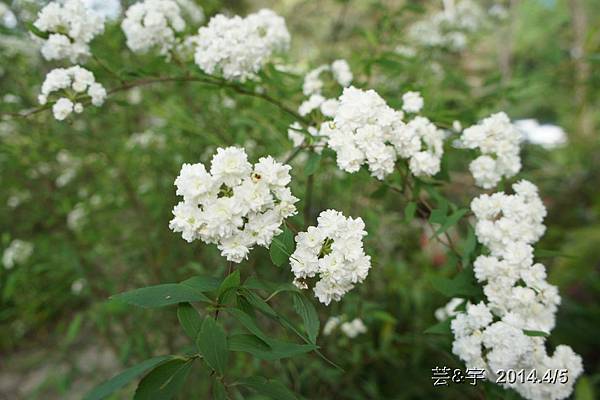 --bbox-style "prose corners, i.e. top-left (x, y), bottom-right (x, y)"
top-left (0, 0), bottom-right (599, 398)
